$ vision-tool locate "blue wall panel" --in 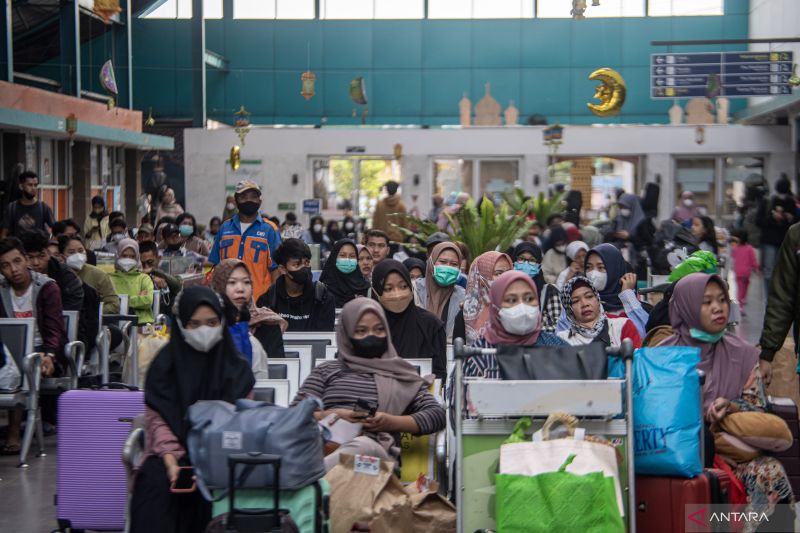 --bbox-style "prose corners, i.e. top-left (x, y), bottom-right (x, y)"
top-left (132, 9), bottom-right (749, 125)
